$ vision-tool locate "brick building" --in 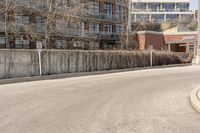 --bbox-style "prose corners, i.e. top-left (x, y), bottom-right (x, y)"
top-left (136, 31), bottom-right (197, 54)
